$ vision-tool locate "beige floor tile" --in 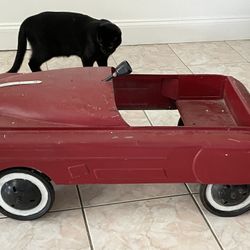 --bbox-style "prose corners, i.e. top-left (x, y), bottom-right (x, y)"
top-left (0, 210), bottom-right (90, 250)
top-left (145, 110), bottom-right (181, 126)
top-left (227, 40), bottom-right (250, 62)
top-left (143, 66), bottom-right (191, 74)
top-left (79, 184), bottom-right (188, 206)
top-left (186, 183), bottom-right (200, 194)
top-left (129, 64), bottom-right (192, 74)
top-left (169, 42), bottom-right (247, 66)
top-left (51, 185), bottom-right (81, 211)
top-left (119, 110), bottom-right (151, 126)
top-left (189, 62), bottom-right (250, 91)
top-left (85, 196), bottom-right (220, 250)
top-left (112, 44), bottom-right (188, 73)
top-left (0, 51), bottom-right (18, 73)
top-left (0, 50), bottom-right (29, 73)
top-left (47, 55), bottom-right (116, 70)
top-left (195, 194), bottom-right (250, 250)
top-left (108, 55), bottom-right (117, 67)
top-left (46, 56), bottom-right (83, 70)
top-left (0, 50), bottom-right (47, 73)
